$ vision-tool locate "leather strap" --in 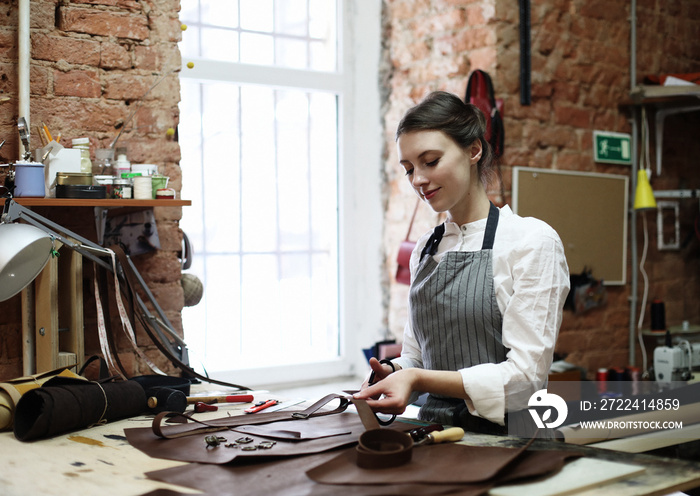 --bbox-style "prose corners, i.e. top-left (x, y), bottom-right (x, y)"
top-left (110, 245), bottom-right (251, 391)
top-left (352, 398), bottom-right (413, 469)
top-left (152, 393), bottom-right (351, 439)
top-left (356, 428), bottom-right (413, 469)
